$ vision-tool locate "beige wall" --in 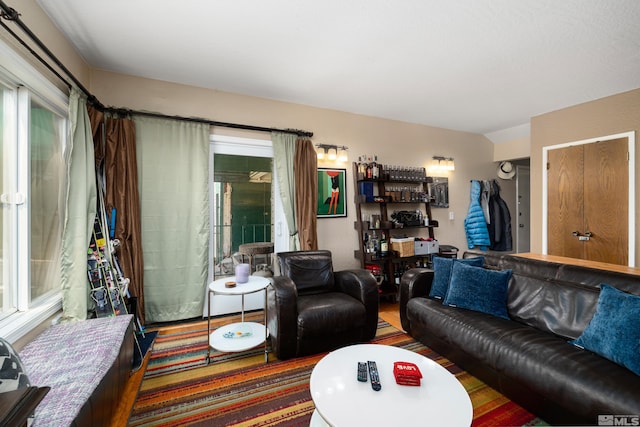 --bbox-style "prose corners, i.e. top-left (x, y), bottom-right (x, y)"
top-left (530, 88), bottom-right (640, 264)
top-left (90, 70), bottom-right (500, 269)
top-left (10, 0), bottom-right (90, 90)
top-left (493, 137), bottom-right (530, 162)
